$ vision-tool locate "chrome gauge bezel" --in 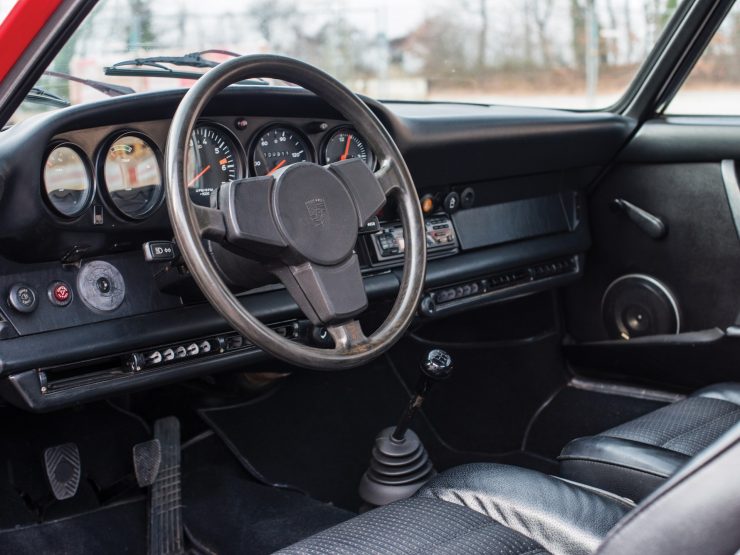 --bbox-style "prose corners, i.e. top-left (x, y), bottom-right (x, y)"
top-left (98, 130), bottom-right (165, 221)
top-left (42, 141), bottom-right (95, 219)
